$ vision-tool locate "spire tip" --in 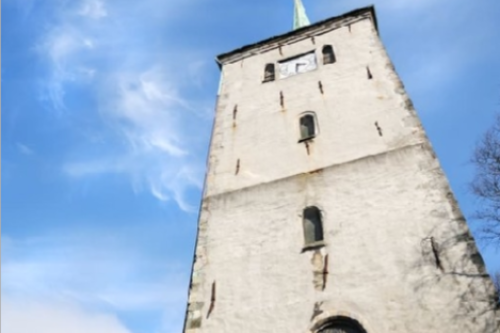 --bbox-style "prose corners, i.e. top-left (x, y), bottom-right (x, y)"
top-left (293, 0), bottom-right (311, 30)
